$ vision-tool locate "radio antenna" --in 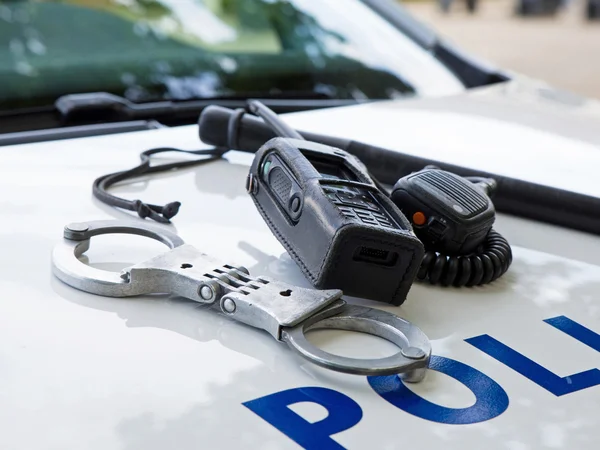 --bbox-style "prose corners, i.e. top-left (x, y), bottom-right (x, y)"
top-left (247, 99), bottom-right (305, 140)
